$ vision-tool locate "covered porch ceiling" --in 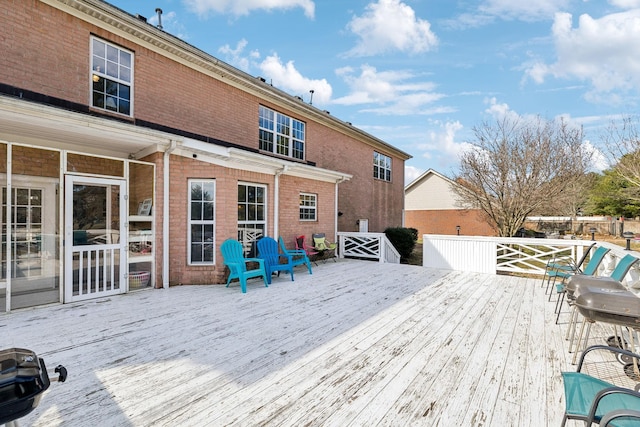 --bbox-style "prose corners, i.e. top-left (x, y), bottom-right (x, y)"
top-left (0, 95), bottom-right (351, 183)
